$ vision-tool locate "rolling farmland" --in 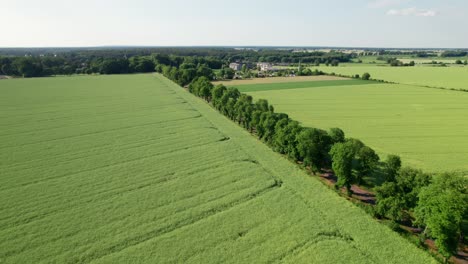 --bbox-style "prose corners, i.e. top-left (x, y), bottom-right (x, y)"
top-left (0, 74), bottom-right (436, 263)
top-left (234, 79), bottom-right (468, 174)
top-left (312, 65), bottom-right (468, 90)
